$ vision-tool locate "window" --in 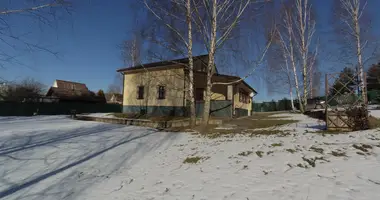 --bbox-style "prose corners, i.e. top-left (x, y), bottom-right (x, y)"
top-left (239, 89), bottom-right (250, 103)
top-left (137, 86), bottom-right (144, 99)
top-left (158, 86), bottom-right (166, 99)
top-left (196, 88), bottom-right (204, 101)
